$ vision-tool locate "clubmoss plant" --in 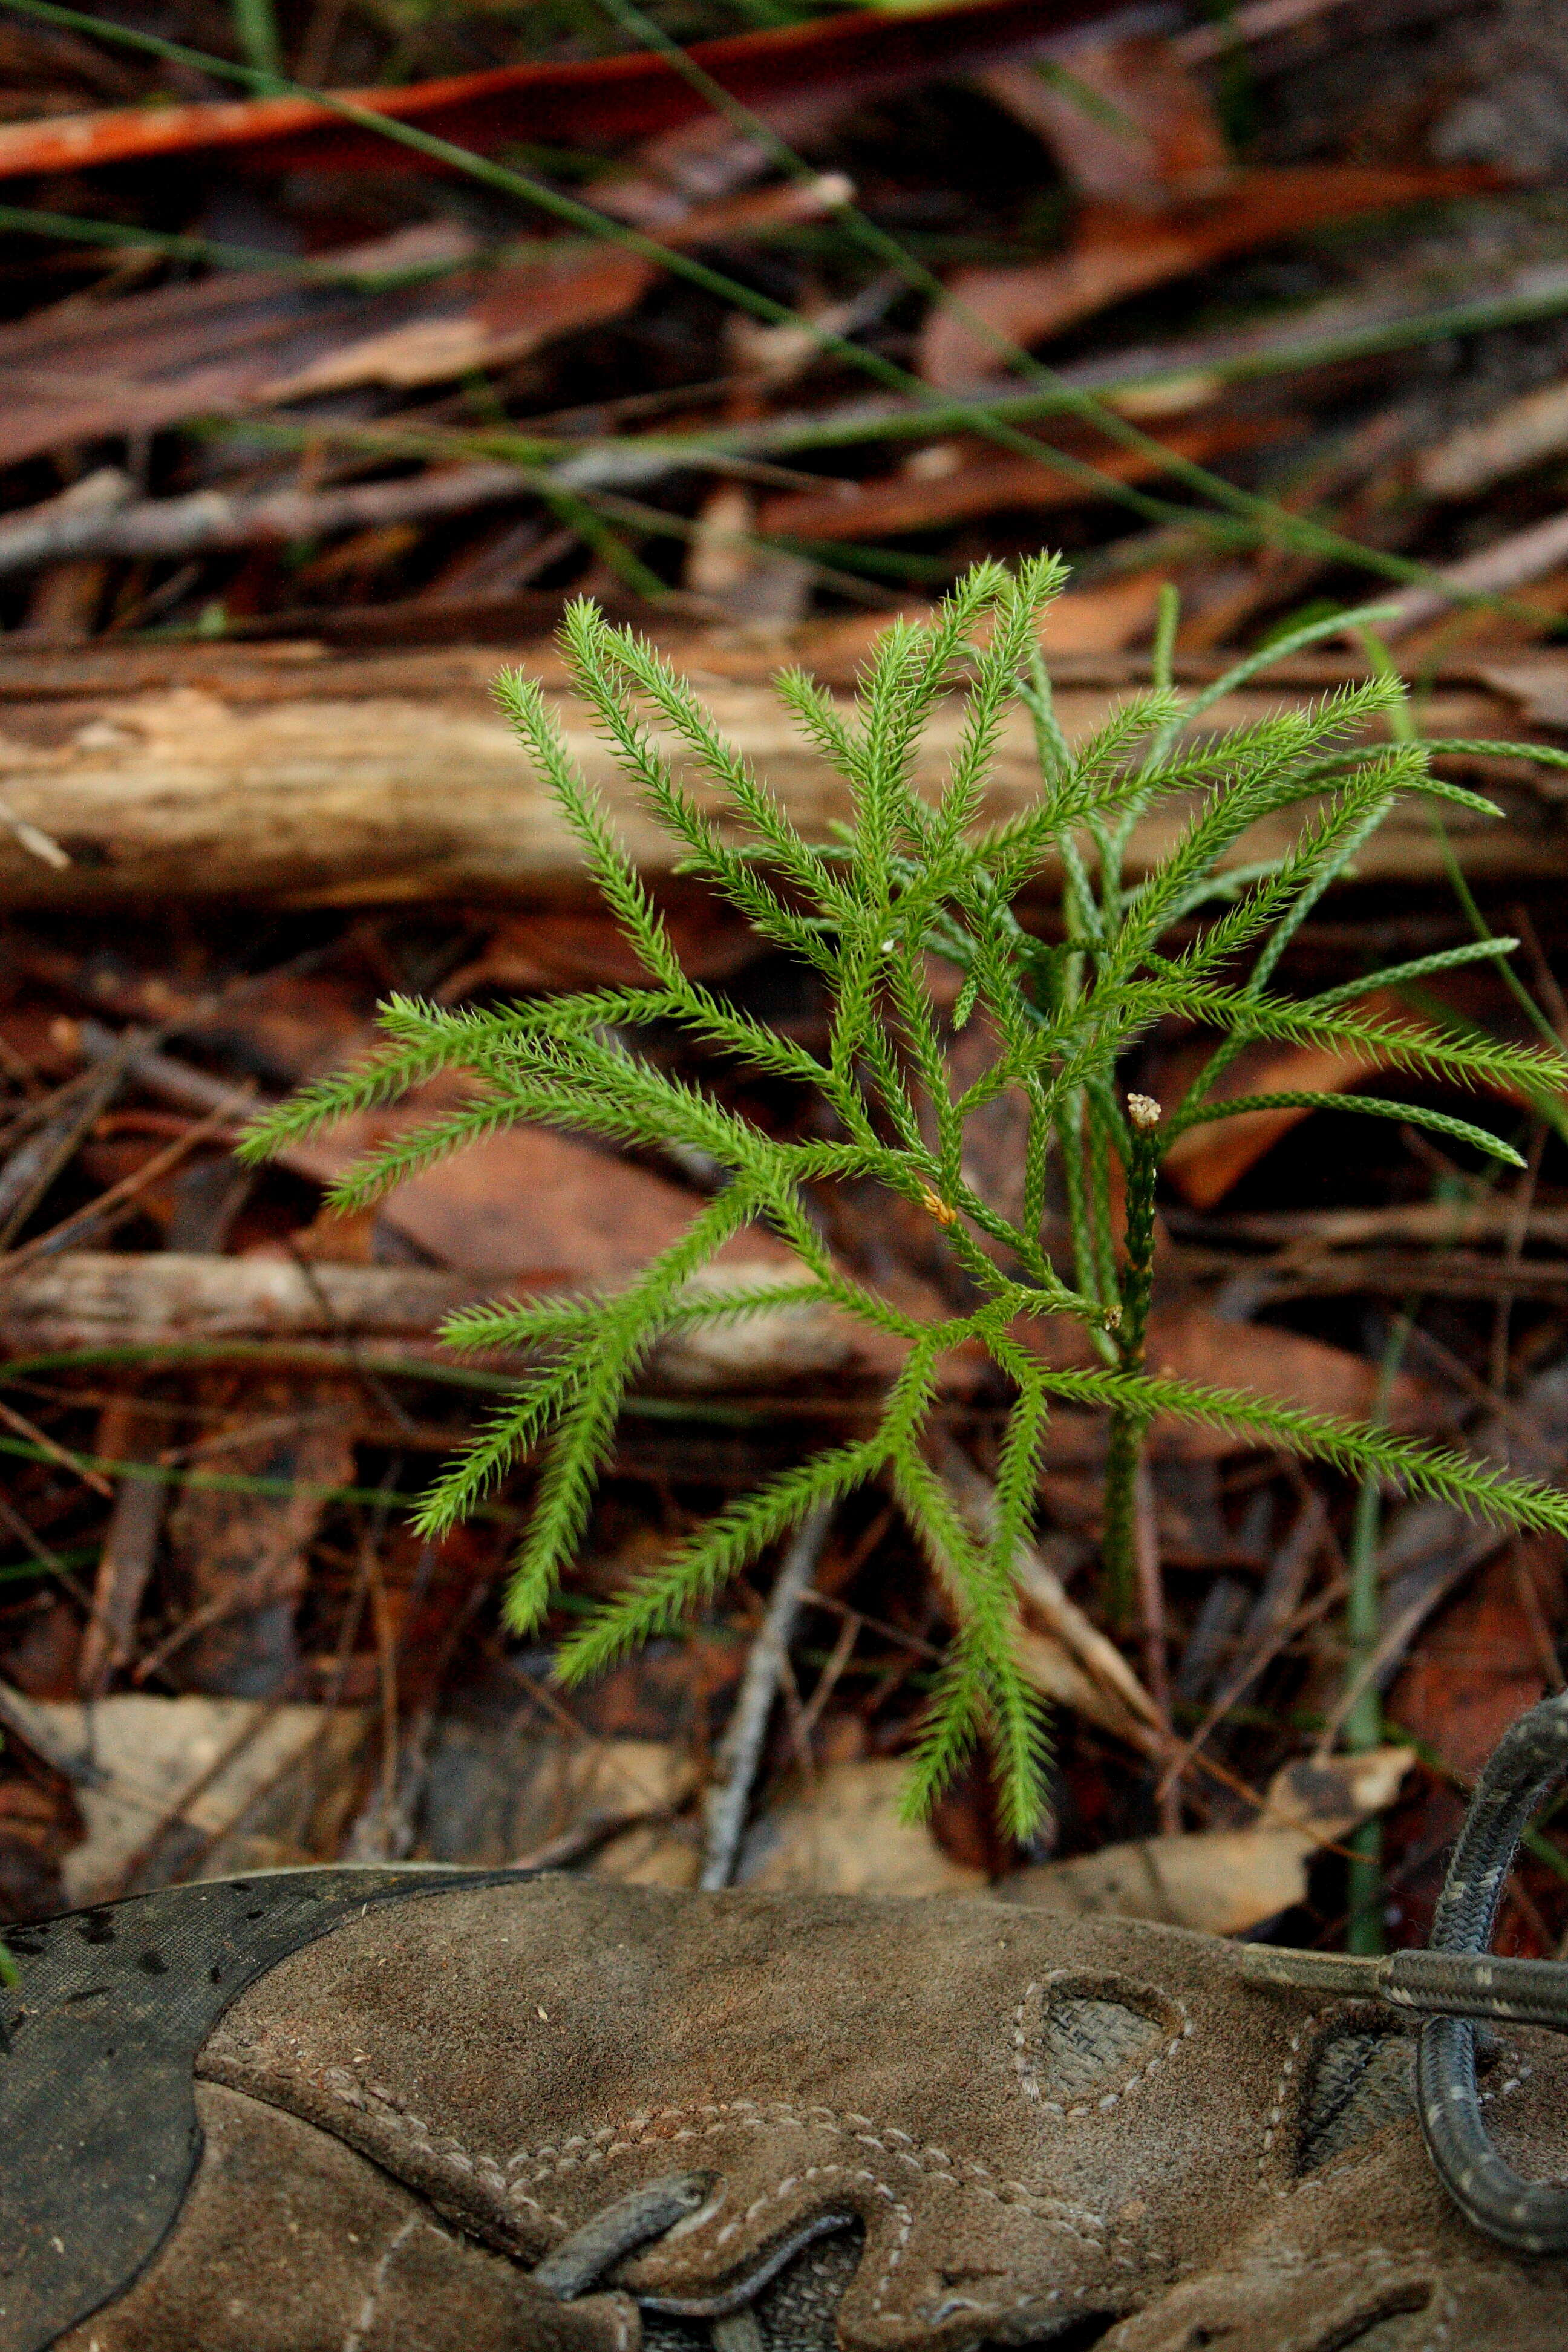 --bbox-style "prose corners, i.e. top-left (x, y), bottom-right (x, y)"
top-left (240, 557), bottom-right (1568, 1835)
